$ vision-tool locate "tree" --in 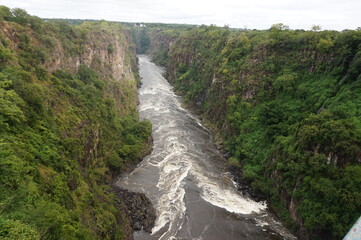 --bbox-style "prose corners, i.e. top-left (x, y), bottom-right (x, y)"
top-left (0, 5), bottom-right (12, 21)
top-left (312, 25), bottom-right (322, 31)
top-left (0, 218), bottom-right (40, 240)
top-left (10, 8), bottom-right (30, 25)
top-left (271, 23), bottom-right (290, 31)
top-left (317, 38), bottom-right (334, 52)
